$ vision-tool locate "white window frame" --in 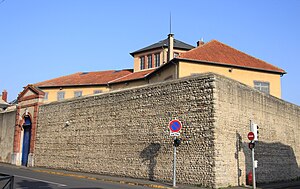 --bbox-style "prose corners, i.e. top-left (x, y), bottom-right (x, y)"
top-left (254, 81), bottom-right (270, 94)
top-left (147, 54), bottom-right (152, 68)
top-left (155, 53), bottom-right (160, 67)
top-left (57, 91), bottom-right (65, 101)
top-left (44, 92), bottom-right (48, 100)
top-left (140, 56), bottom-right (145, 70)
top-left (74, 91), bottom-right (82, 98)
